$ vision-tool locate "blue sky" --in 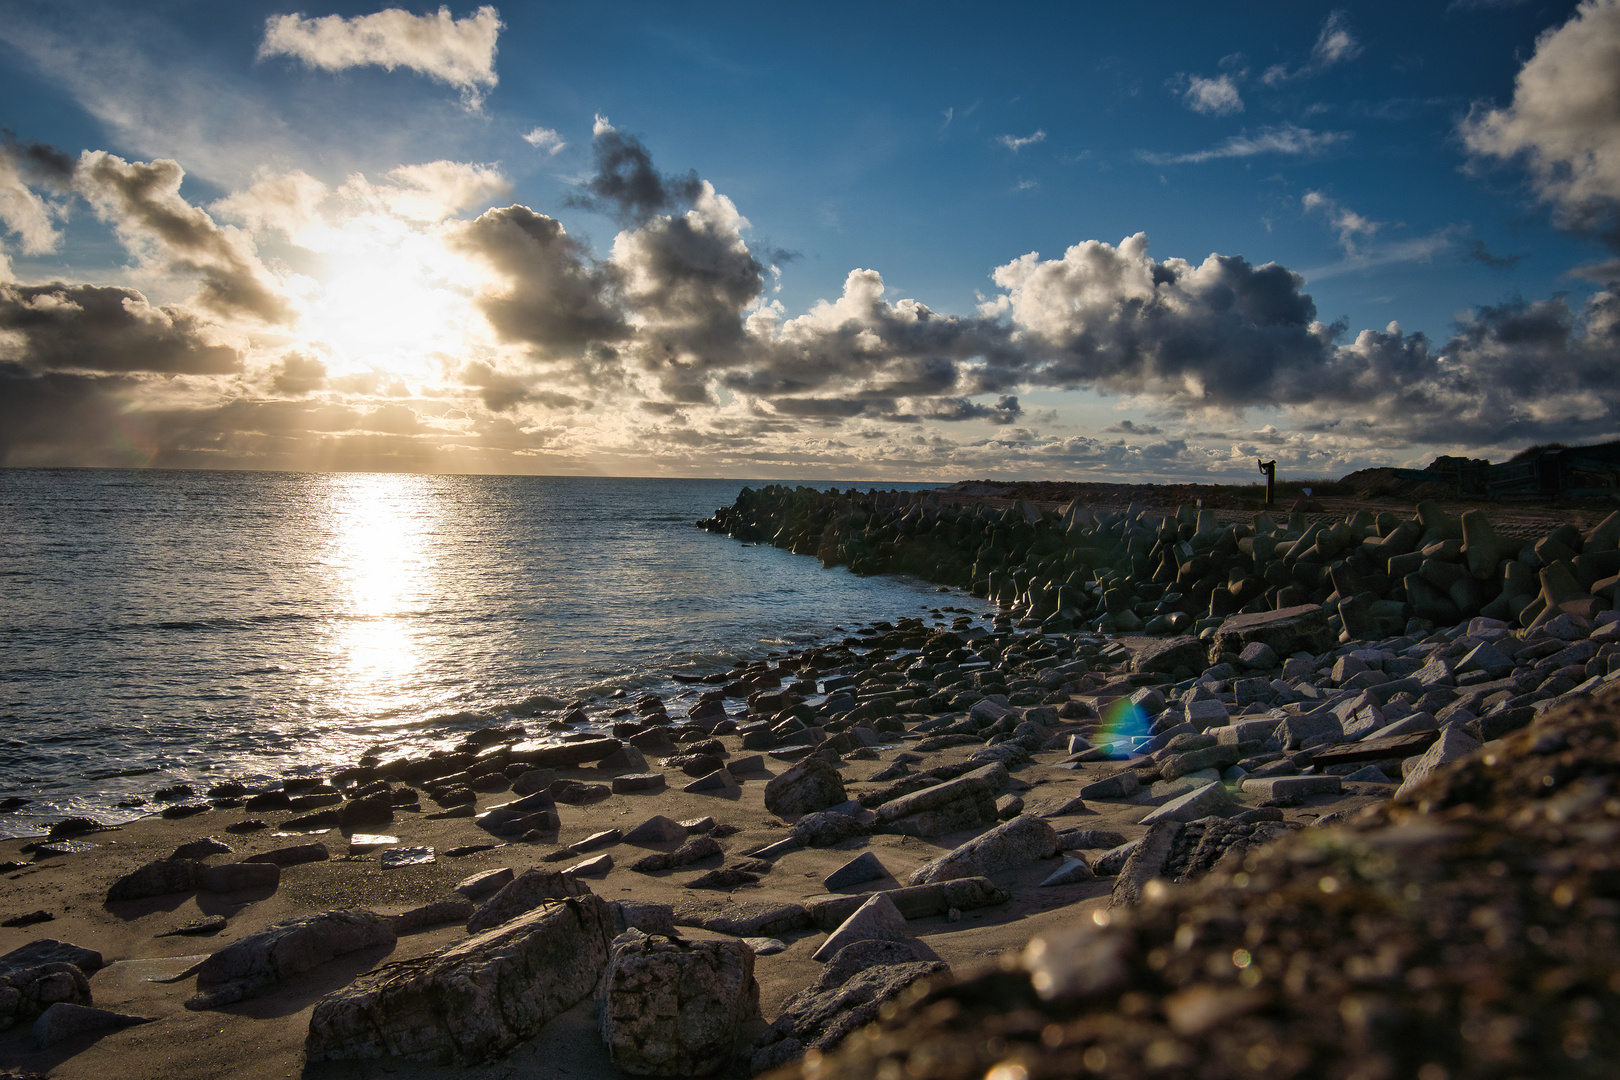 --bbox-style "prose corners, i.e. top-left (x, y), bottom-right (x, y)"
top-left (1, 1), bottom-right (1616, 480)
